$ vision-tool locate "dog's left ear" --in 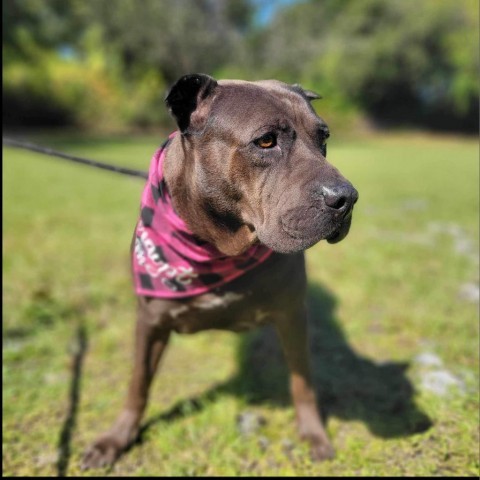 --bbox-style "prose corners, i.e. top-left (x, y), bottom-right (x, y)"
top-left (165, 73), bottom-right (218, 134)
top-left (292, 83), bottom-right (322, 101)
